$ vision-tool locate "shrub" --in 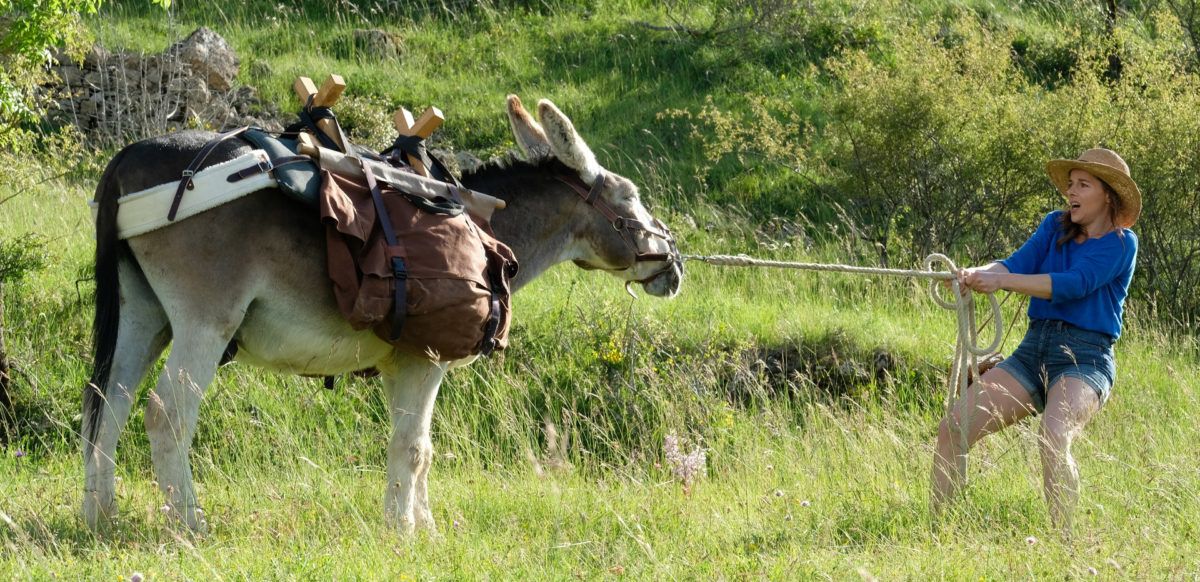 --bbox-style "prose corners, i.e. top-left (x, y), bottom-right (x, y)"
top-left (0, 0), bottom-right (101, 152)
top-left (820, 15), bottom-right (1052, 267)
